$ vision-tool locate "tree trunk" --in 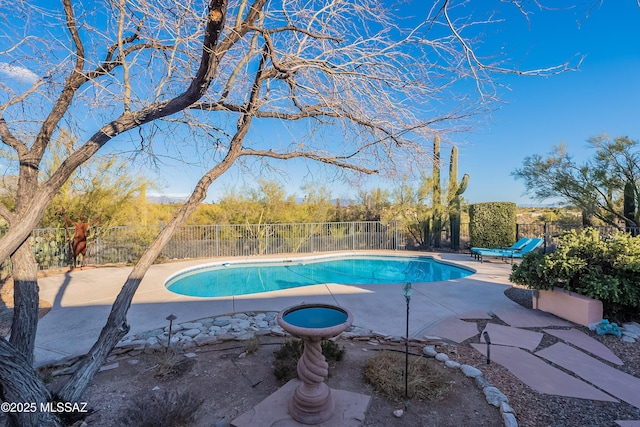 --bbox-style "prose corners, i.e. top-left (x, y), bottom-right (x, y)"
top-left (0, 339), bottom-right (62, 427)
top-left (57, 208), bottom-right (195, 402)
top-left (9, 242), bottom-right (40, 364)
top-left (58, 107), bottom-right (248, 402)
